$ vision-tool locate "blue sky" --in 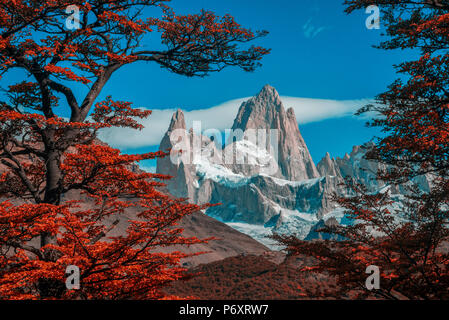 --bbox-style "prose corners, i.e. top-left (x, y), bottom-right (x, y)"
top-left (2, 0), bottom-right (416, 168)
top-left (98, 0), bottom-right (414, 166)
top-left (102, 0), bottom-right (410, 105)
